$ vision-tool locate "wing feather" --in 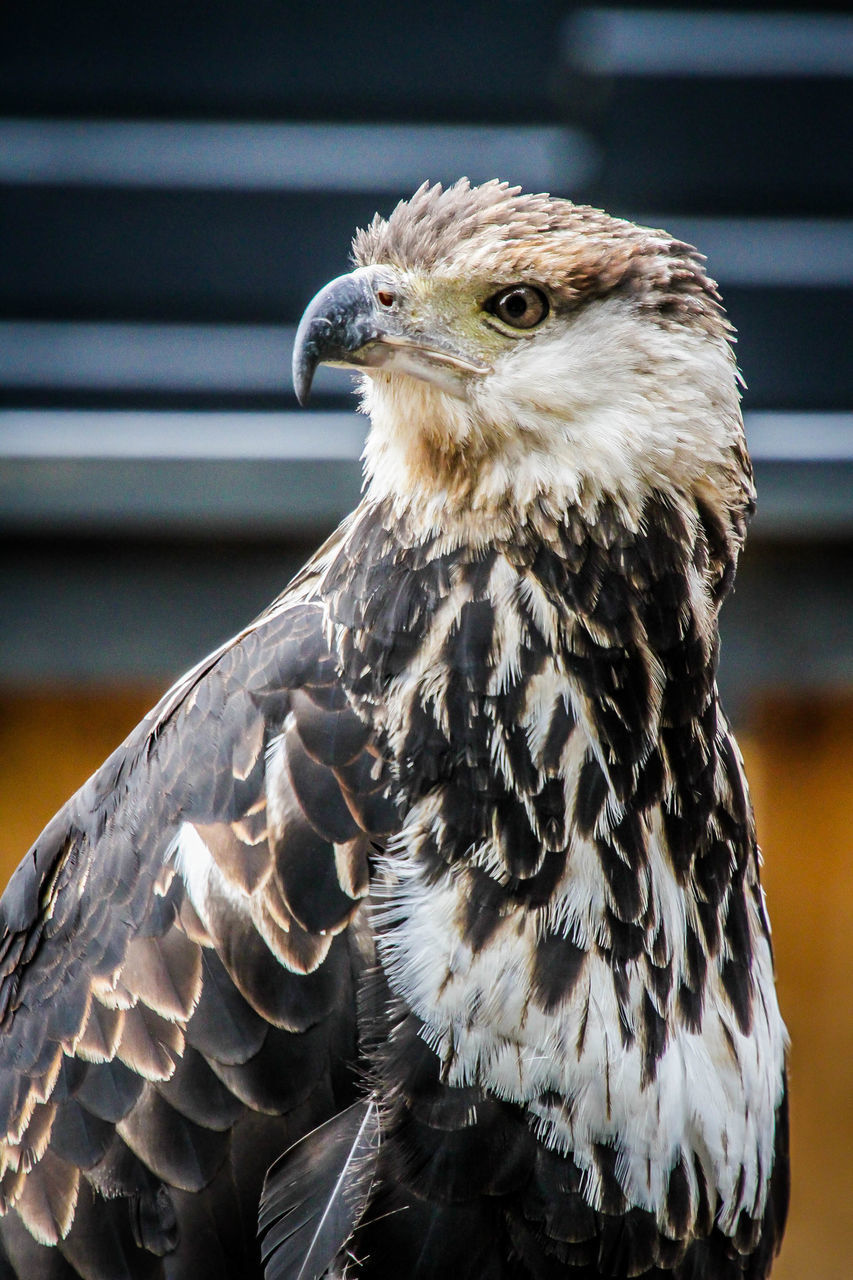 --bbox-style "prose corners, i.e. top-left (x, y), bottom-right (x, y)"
top-left (0, 594), bottom-right (395, 1278)
top-left (258, 1098), bottom-right (381, 1280)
